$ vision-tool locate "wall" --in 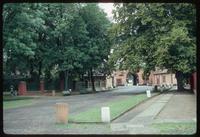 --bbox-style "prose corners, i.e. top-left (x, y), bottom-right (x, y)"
top-left (113, 70), bottom-right (128, 86)
top-left (106, 69), bottom-right (178, 87)
top-left (148, 71), bottom-right (154, 85)
top-left (193, 72), bottom-right (197, 94)
top-left (106, 76), bottom-right (113, 88)
top-left (107, 69), bottom-right (147, 87)
top-left (137, 69), bottom-right (145, 85)
top-left (152, 73), bottom-right (177, 86)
